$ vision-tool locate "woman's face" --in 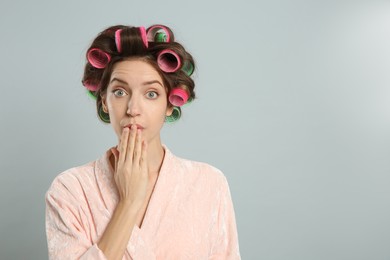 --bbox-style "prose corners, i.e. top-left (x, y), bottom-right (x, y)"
top-left (102, 59), bottom-right (173, 146)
